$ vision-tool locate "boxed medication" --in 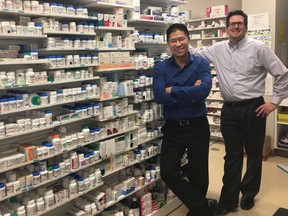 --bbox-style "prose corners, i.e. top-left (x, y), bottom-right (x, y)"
top-left (99, 52), bottom-right (111, 69)
top-left (206, 5), bottom-right (228, 18)
top-left (18, 143), bottom-right (37, 161)
top-left (146, 6), bottom-right (162, 16)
